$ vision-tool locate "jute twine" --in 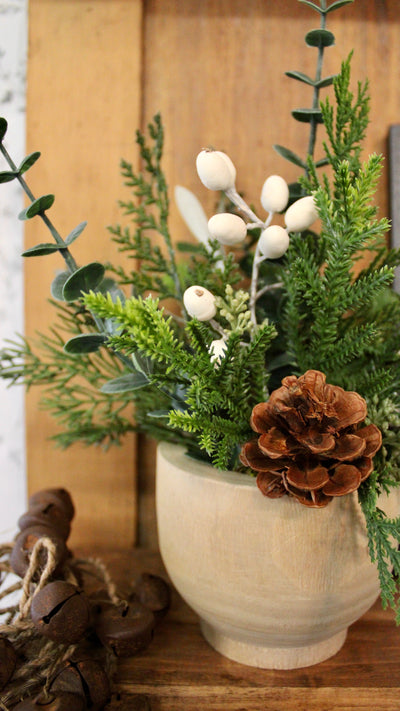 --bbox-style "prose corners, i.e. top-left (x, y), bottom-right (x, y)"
top-left (0, 538), bottom-right (120, 710)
